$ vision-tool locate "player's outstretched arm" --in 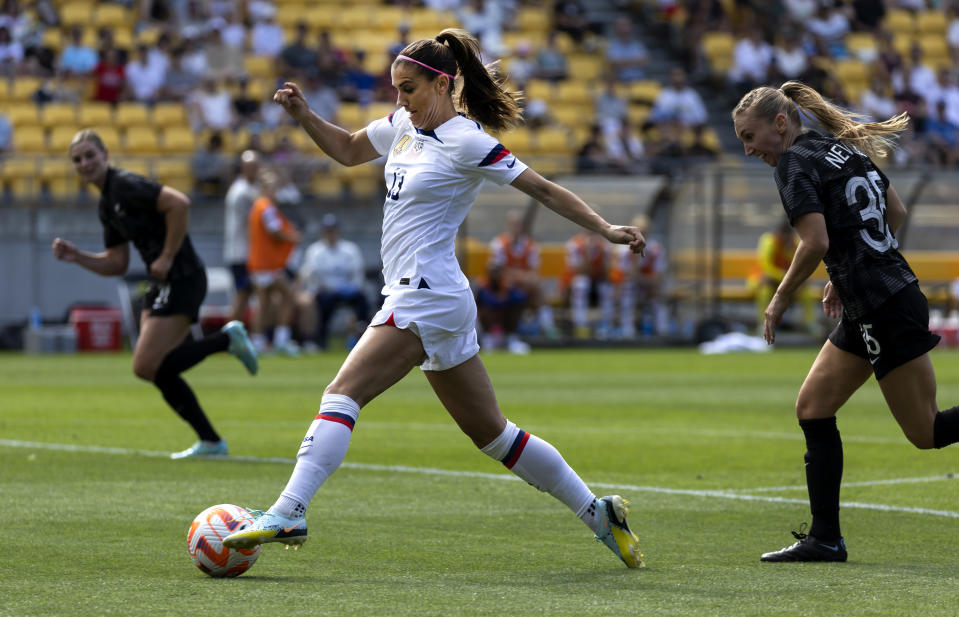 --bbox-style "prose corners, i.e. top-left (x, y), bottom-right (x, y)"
top-left (510, 168), bottom-right (646, 255)
top-left (273, 81), bottom-right (380, 167)
top-left (52, 237), bottom-right (129, 277)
